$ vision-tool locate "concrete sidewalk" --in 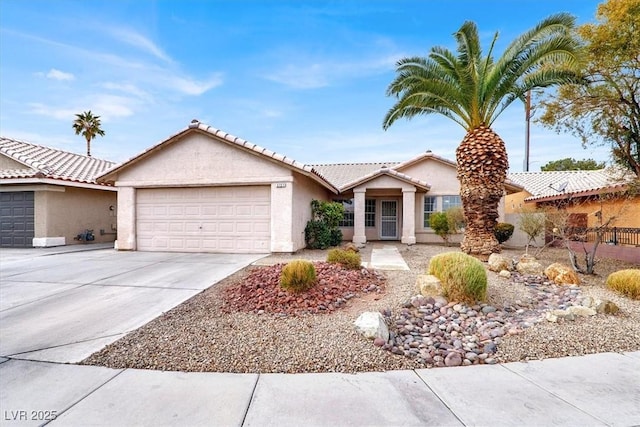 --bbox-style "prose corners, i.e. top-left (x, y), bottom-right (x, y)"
top-left (367, 245), bottom-right (410, 271)
top-left (1, 351), bottom-right (638, 426)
